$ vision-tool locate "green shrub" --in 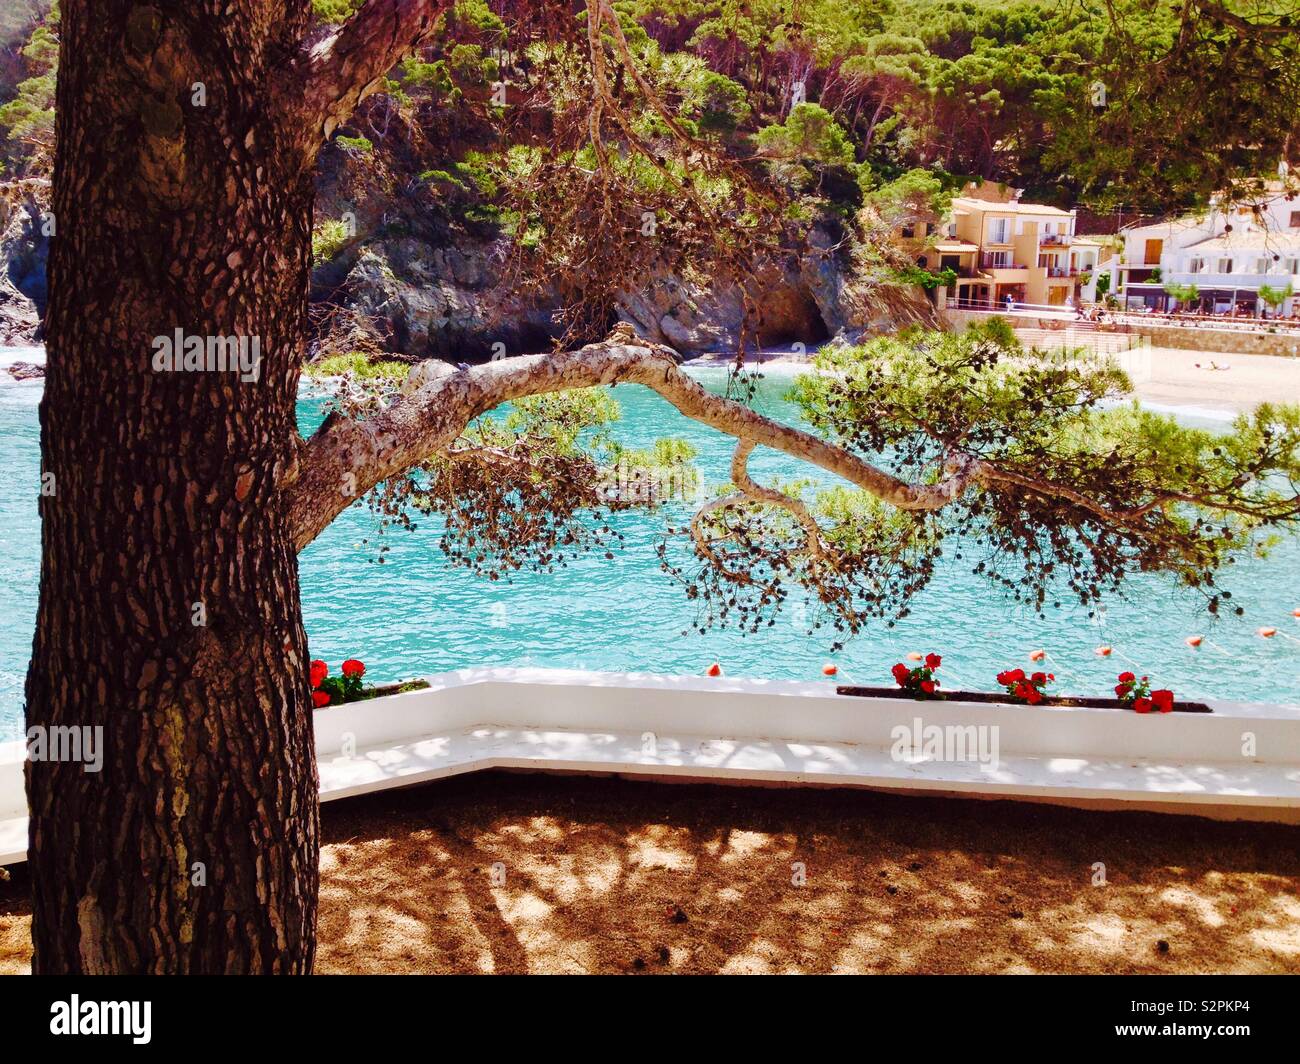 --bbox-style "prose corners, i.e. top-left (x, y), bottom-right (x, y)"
top-left (757, 104), bottom-right (854, 165)
top-left (311, 218), bottom-right (353, 265)
top-left (306, 352), bottom-right (408, 381)
top-left (312, 0), bottom-right (364, 23)
top-left (682, 69), bottom-right (751, 135)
